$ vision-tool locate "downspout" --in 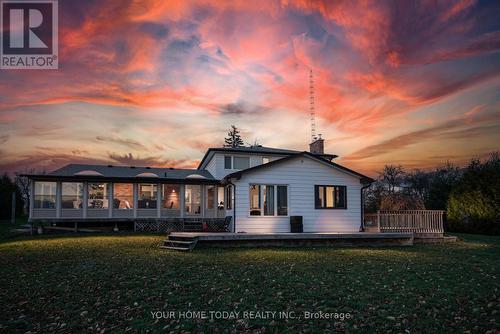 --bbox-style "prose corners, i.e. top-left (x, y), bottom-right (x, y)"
top-left (228, 180), bottom-right (236, 233)
top-left (360, 183), bottom-right (371, 232)
top-left (224, 178), bottom-right (236, 233)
